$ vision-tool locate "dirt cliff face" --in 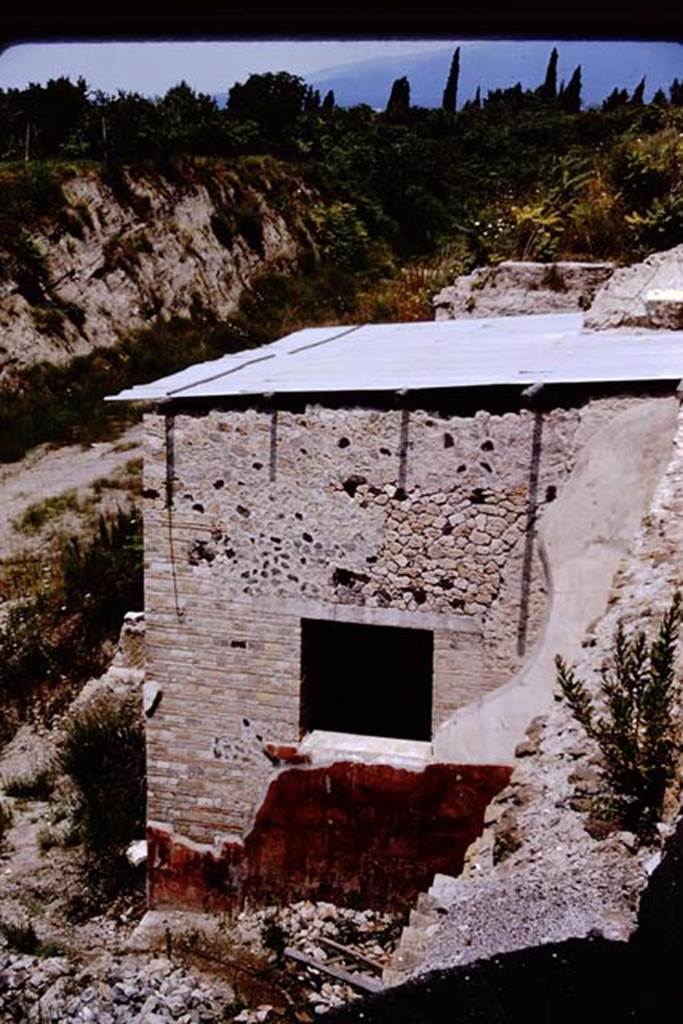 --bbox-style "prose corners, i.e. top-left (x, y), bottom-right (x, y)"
top-left (0, 161), bottom-right (311, 382)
